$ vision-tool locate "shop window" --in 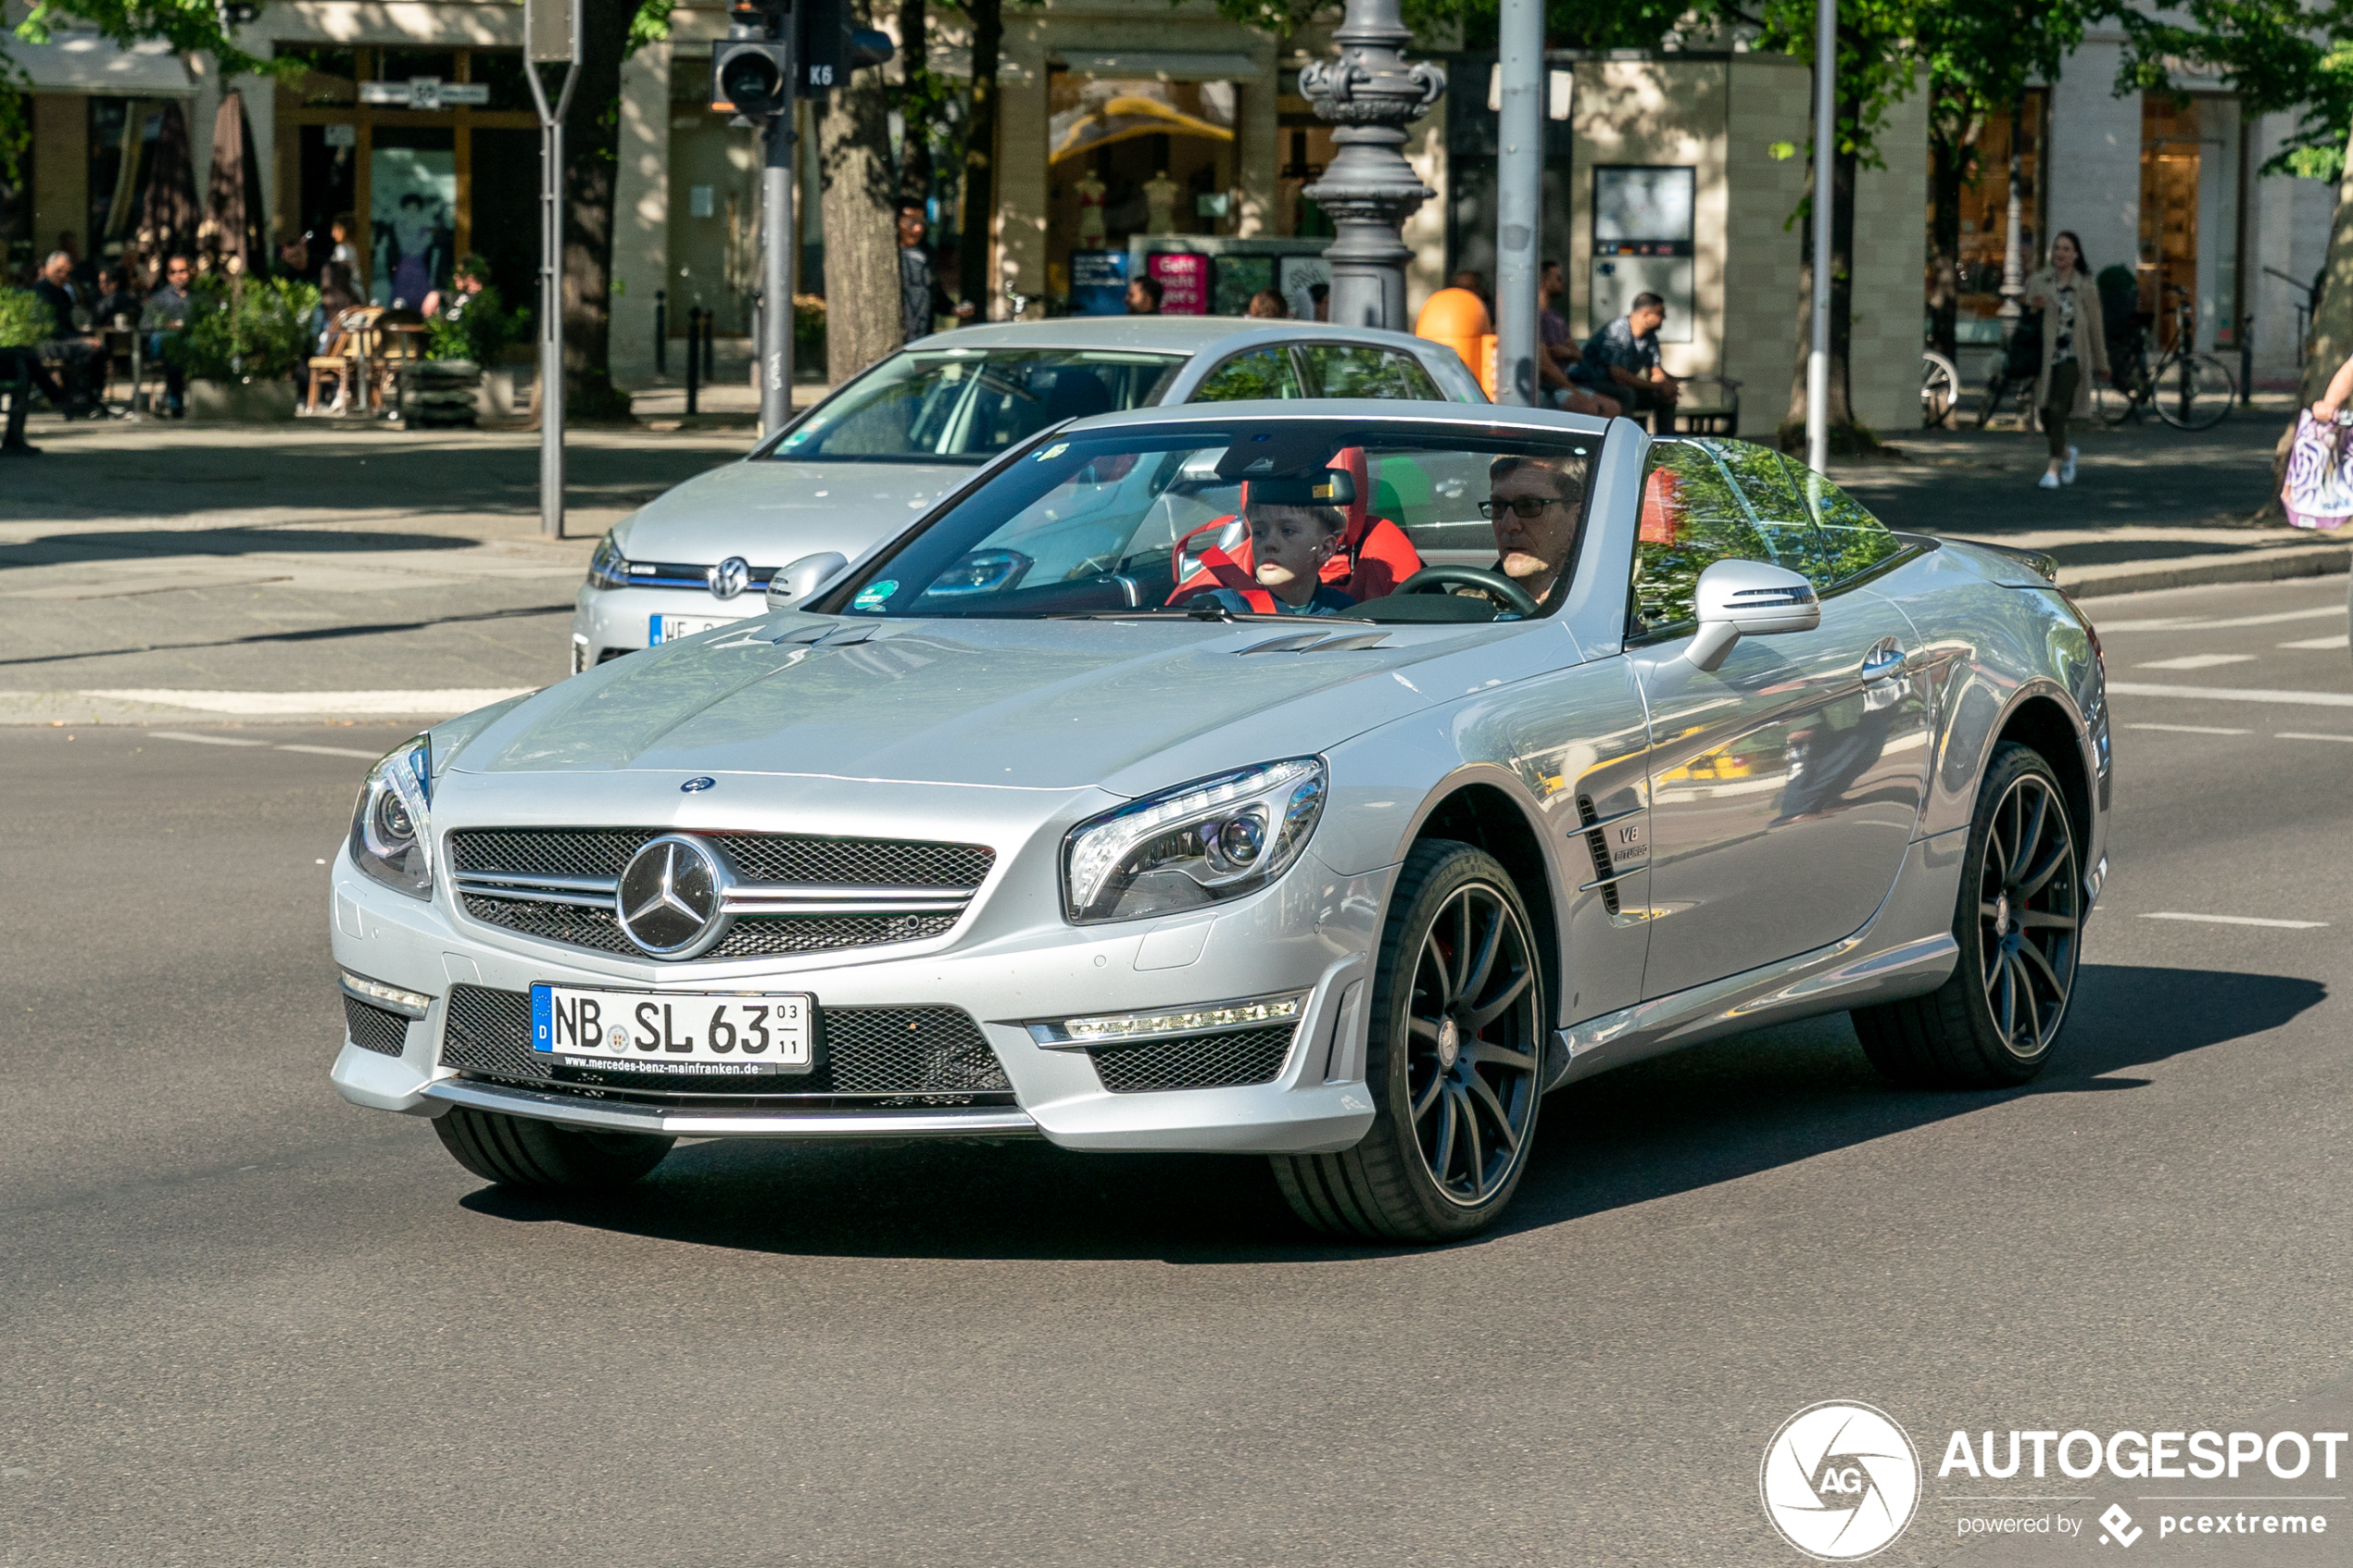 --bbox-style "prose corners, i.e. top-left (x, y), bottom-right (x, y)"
top-left (379, 50), bottom-right (459, 84)
top-left (1947, 94), bottom-right (2045, 345)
